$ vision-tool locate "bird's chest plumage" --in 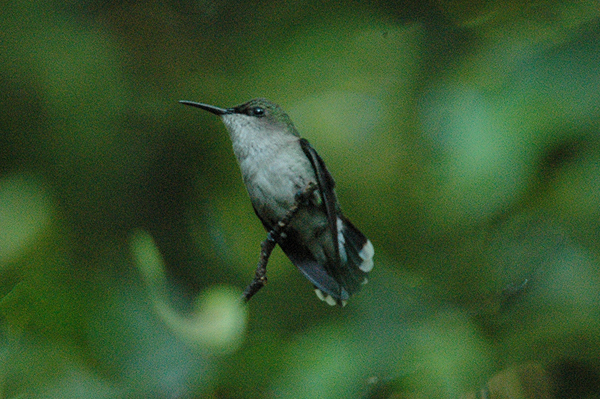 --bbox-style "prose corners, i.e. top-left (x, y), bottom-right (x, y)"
top-left (237, 140), bottom-right (314, 226)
